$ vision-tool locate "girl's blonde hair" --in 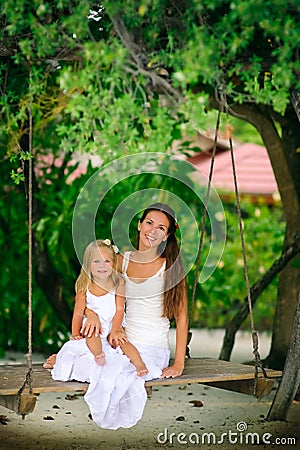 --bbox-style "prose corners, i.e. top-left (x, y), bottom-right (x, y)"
top-left (75, 239), bottom-right (120, 293)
